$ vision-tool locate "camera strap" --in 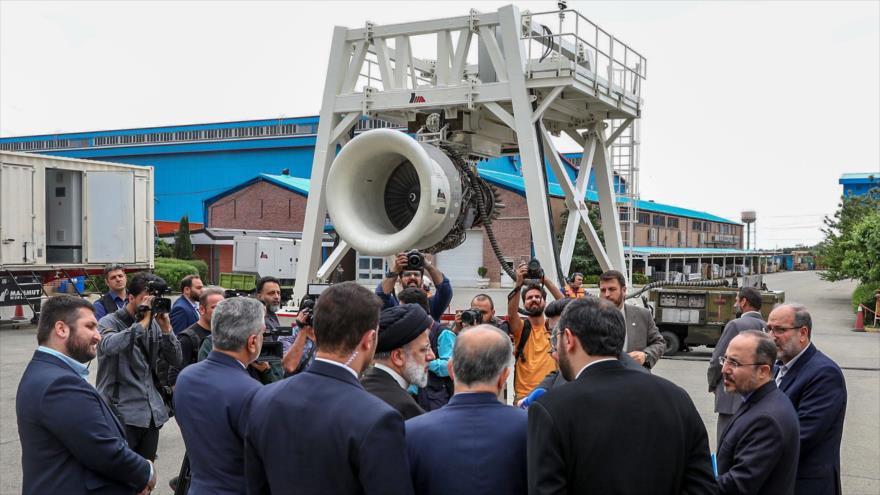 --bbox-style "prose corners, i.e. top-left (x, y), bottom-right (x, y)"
top-left (514, 319), bottom-right (532, 363)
